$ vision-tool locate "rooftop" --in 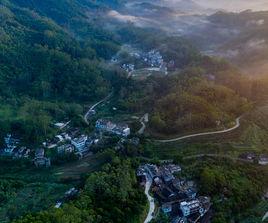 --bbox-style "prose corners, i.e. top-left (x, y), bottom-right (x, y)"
top-left (35, 148), bottom-right (45, 158)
